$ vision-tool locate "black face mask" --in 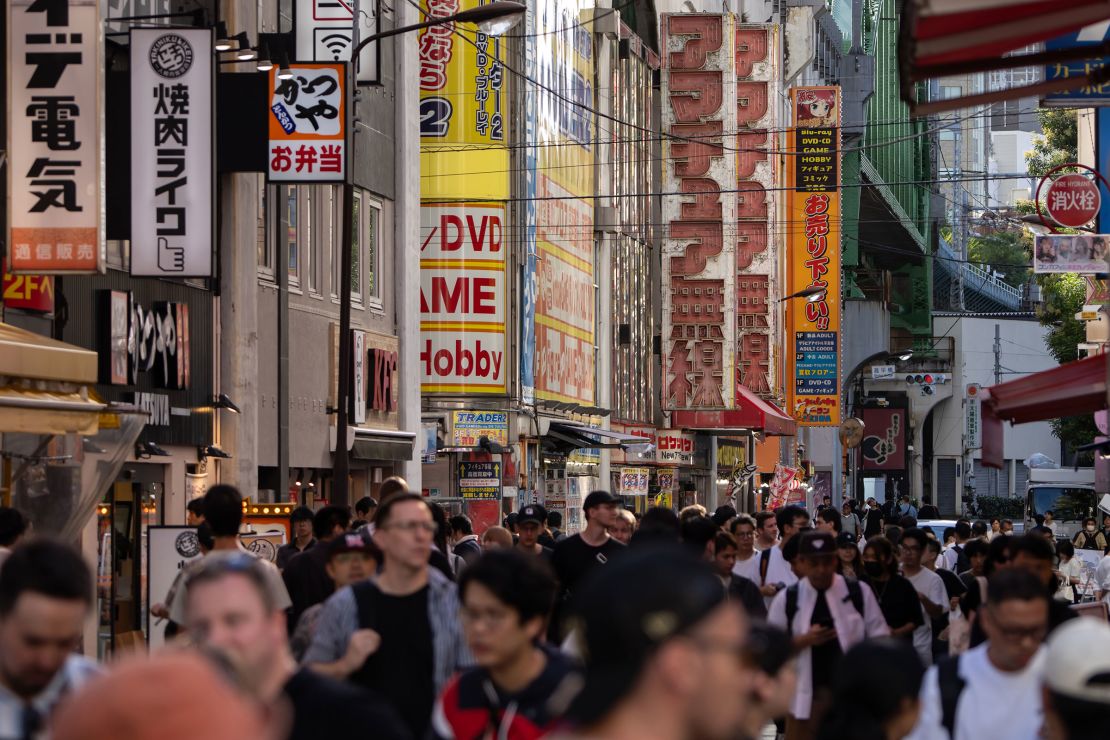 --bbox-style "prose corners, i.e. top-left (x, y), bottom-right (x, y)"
top-left (863, 561), bottom-right (885, 578)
